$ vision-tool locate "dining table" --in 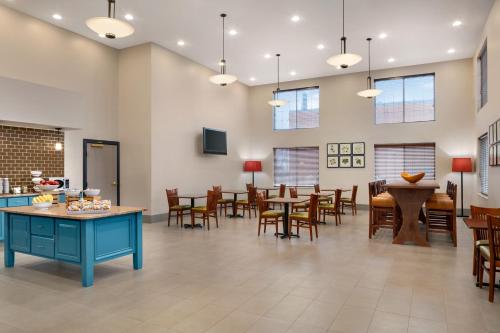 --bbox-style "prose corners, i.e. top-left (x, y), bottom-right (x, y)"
top-left (464, 218), bottom-right (500, 289)
top-left (383, 180), bottom-right (440, 246)
top-left (257, 187), bottom-right (278, 198)
top-left (264, 197), bottom-right (309, 239)
top-left (177, 193), bottom-right (206, 228)
top-left (222, 189), bottom-right (248, 218)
